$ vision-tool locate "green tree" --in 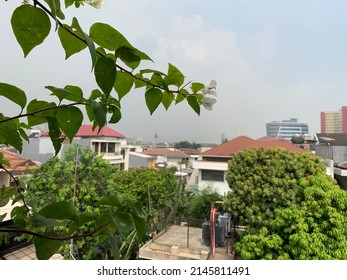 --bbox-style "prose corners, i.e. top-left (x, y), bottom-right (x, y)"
top-left (0, 0), bottom-right (216, 259)
top-left (235, 174), bottom-right (347, 259)
top-left (185, 187), bottom-right (224, 222)
top-left (174, 141), bottom-right (201, 149)
top-left (225, 147), bottom-right (326, 229)
top-left (107, 168), bottom-right (185, 229)
top-left (26, 145), bottom-right (117, 259)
